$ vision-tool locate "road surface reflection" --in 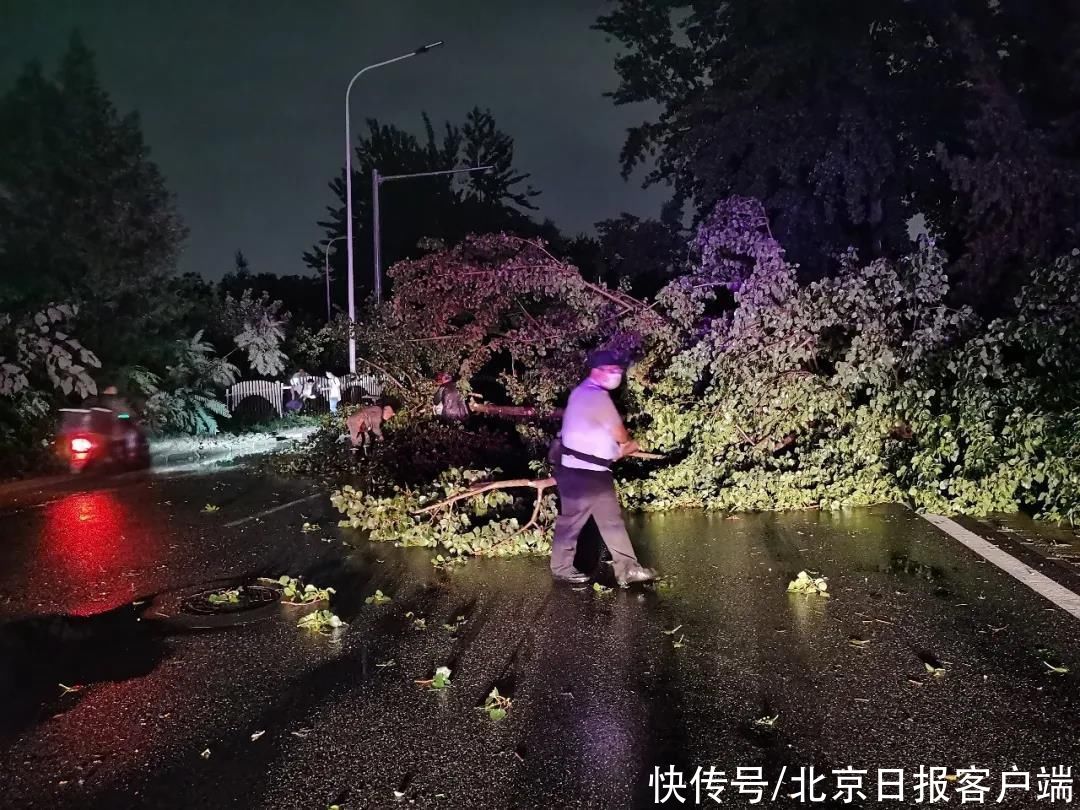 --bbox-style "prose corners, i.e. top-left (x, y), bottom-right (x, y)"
top-left (41, 490), bottom-right (155, 615)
